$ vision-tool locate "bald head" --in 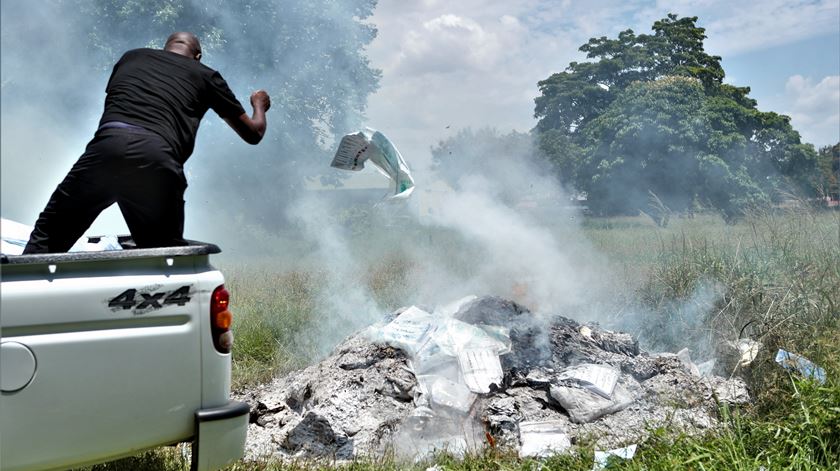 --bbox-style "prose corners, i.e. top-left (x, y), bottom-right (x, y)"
top-left (164, 32), bottom-right (202, 61)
